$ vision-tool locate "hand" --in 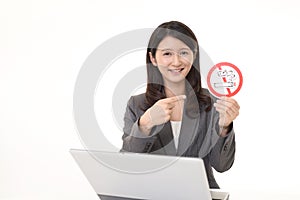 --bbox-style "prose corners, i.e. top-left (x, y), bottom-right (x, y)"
top-left (214, 96), bottom-right (240, 136)
top-left (139, 95), bottom-right (186, 134)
